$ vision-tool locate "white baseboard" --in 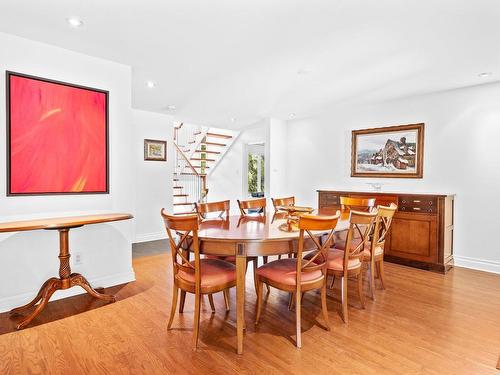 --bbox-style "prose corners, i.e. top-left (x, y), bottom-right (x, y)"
top-left (0, 270), bottom-right (136, 313)
top-left (134, 231), bottom-right (166, 243)
top-left (454, 255), bottom-right (500, 275)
